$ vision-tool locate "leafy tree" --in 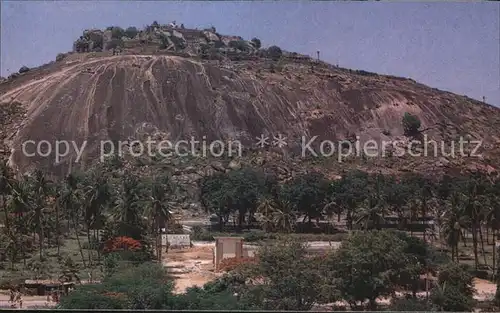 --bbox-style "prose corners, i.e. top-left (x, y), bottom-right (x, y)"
top-left (18, 66), bottom-right (30, 74)
top-left (124, 26), bottom-right (138, 39)
top-left (383, 175), bottom-right (412, 229)
top-left (267, 45), bottom-right (282, 60)
top-left (251, 37), bottom-right (261, 49)
top-left (237, 239), bottom-right (332, 310)
top-left (200, 172), bottom-right (233, 229)
top-left (280, 172), bottom-right (329, 225)
top-left (390, 230), bottom-right (446, 297)
top-left (331, 230), bottom-right (410, 310)
top-left (326, 170), bottom-right (369, 229)
top-left (107, 26), bottom-right (125, 39)
top-left (58, 262), bottom-right (175, 309)
top-left (402, 112), bottom-right (422, 137)
top-left (200, 168), bottom-right (267, 230)
top-left (430, 262), bottom-right (475, 311)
